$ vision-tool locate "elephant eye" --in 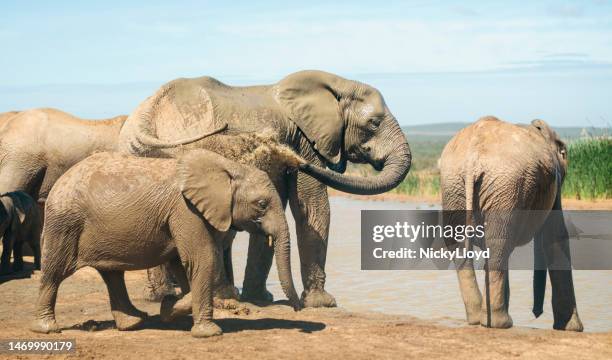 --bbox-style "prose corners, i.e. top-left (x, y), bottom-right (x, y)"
top-left (257, 199), bottom-right (268, 210)
top-left (369, 117), bottom-right (382, 130)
